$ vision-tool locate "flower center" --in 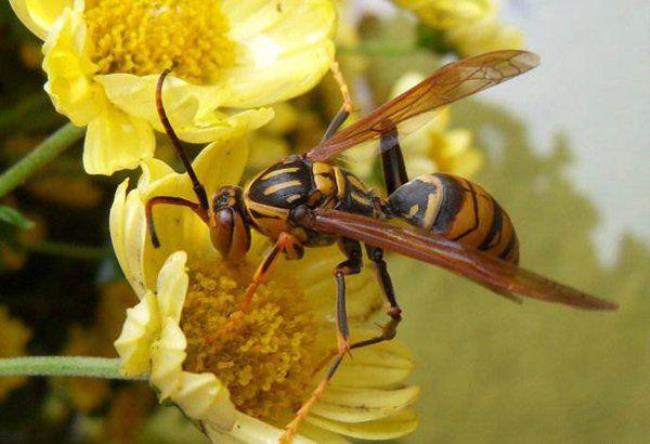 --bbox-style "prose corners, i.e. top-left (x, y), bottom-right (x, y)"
top-left (84, 0), bottom-right (235, 83)
top-left (180, 260), bottom-right (328, 422)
